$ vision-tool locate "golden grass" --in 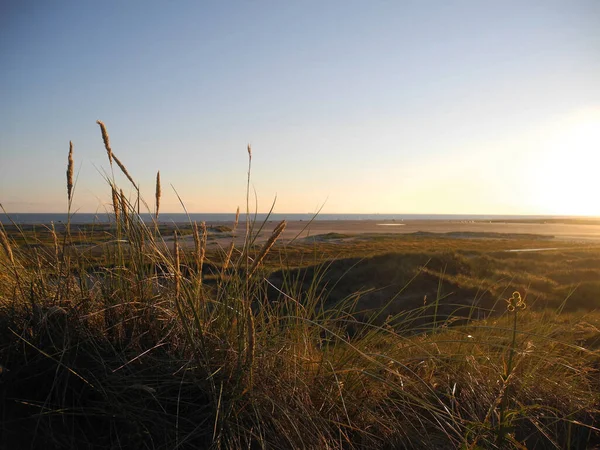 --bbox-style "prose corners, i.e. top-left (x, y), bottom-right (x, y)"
top-left (97, 119), bottom-right (137, 190)
top-left (119, 188), bottom-right (129, 229)
top-left (155, 170), bottom-right (161, 220)
top-left (223, 240), bottom-right (234, 270)
top-left (96, 120), bottom-right (113, 165)
top-left (66, 141), bottom-right (74, 202)
top-left (112, 153), bottom-right (137, 190)
top-left (193, 220), bottom-right (206, 280)
top-left (248, 219), bottom-right (286, 278)
top-left (174, 230), bottom-right (180, 298)
top-left (50, 221), bottom-right (59, 261)
top-left (111, 186), bottom-right (120, 222)
top-left (0, 228), bottom-right (13, 264)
